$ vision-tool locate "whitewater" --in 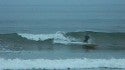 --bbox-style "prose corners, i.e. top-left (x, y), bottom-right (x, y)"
top-left (1, 58), bottom-right (125, 70)
top-left (18, 31), bottom-right (75, 45)
top-left (0, 0), bottom-right (125, 70)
